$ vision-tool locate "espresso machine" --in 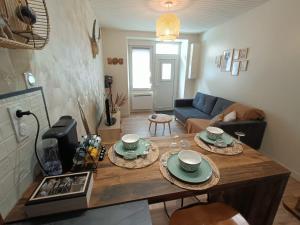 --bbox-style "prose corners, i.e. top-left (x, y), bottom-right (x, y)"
top-left (42, 116), bottom-right (78, 172)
